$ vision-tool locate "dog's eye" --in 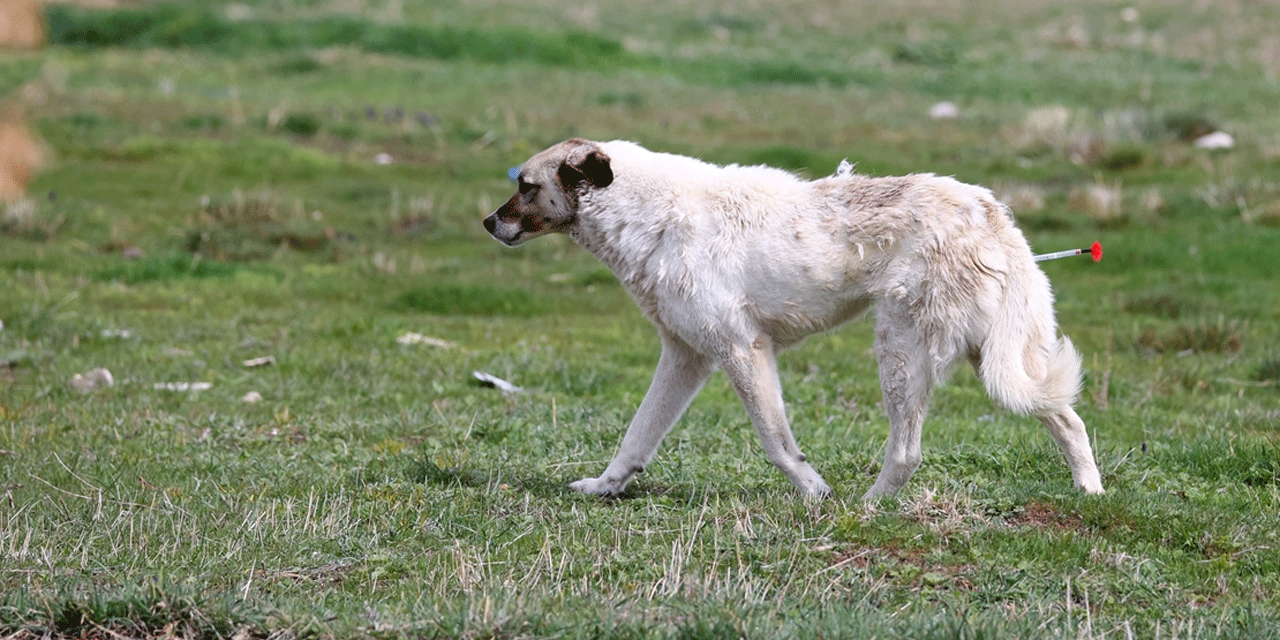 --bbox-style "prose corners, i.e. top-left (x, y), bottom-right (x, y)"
top-left (518, 180), bottom-right (539, 195)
